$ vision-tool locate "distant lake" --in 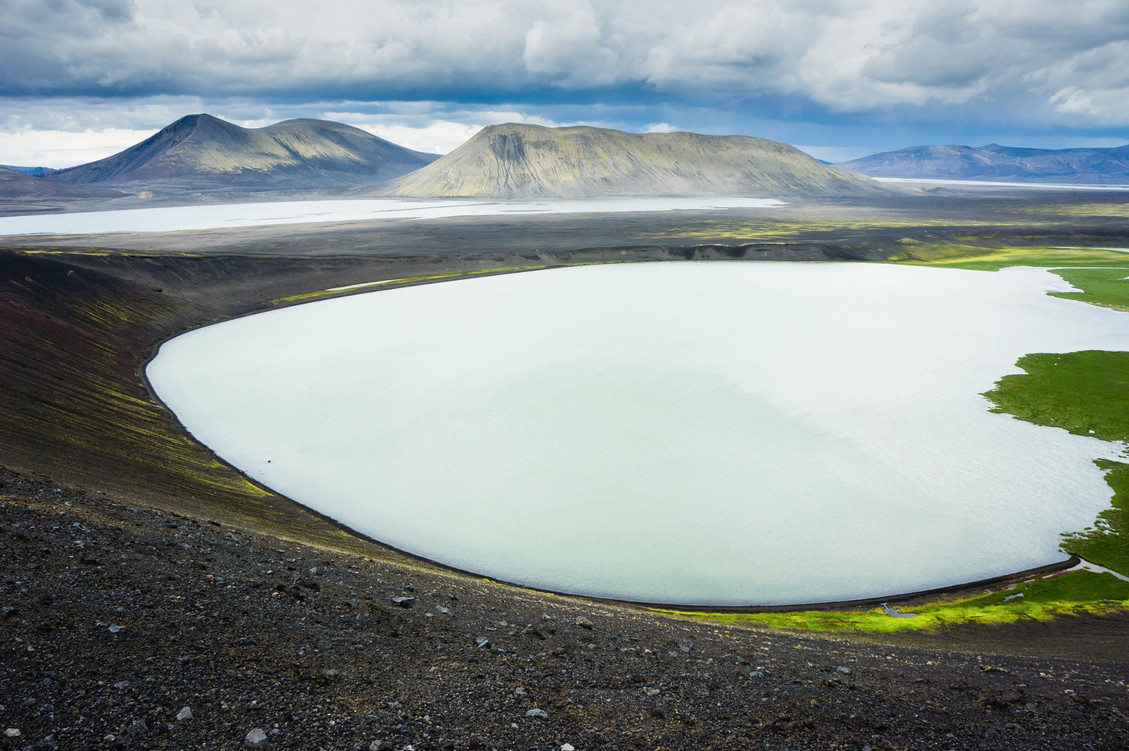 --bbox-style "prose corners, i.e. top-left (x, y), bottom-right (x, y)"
top-left (147, 262), bottom-right (1129, 606)
top-left (0, 196), bottom-right (782, 236)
